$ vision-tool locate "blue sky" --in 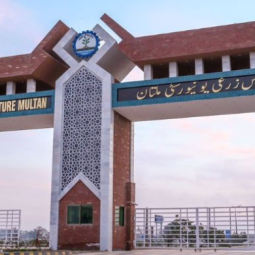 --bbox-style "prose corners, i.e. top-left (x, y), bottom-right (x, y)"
top-left (0, 0), bottom-right (255, 230)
